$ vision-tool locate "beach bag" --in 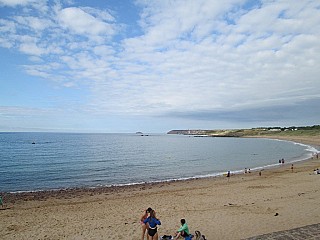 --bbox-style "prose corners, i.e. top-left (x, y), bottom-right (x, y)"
top-left (160, 235), bottom-right (173, 239)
